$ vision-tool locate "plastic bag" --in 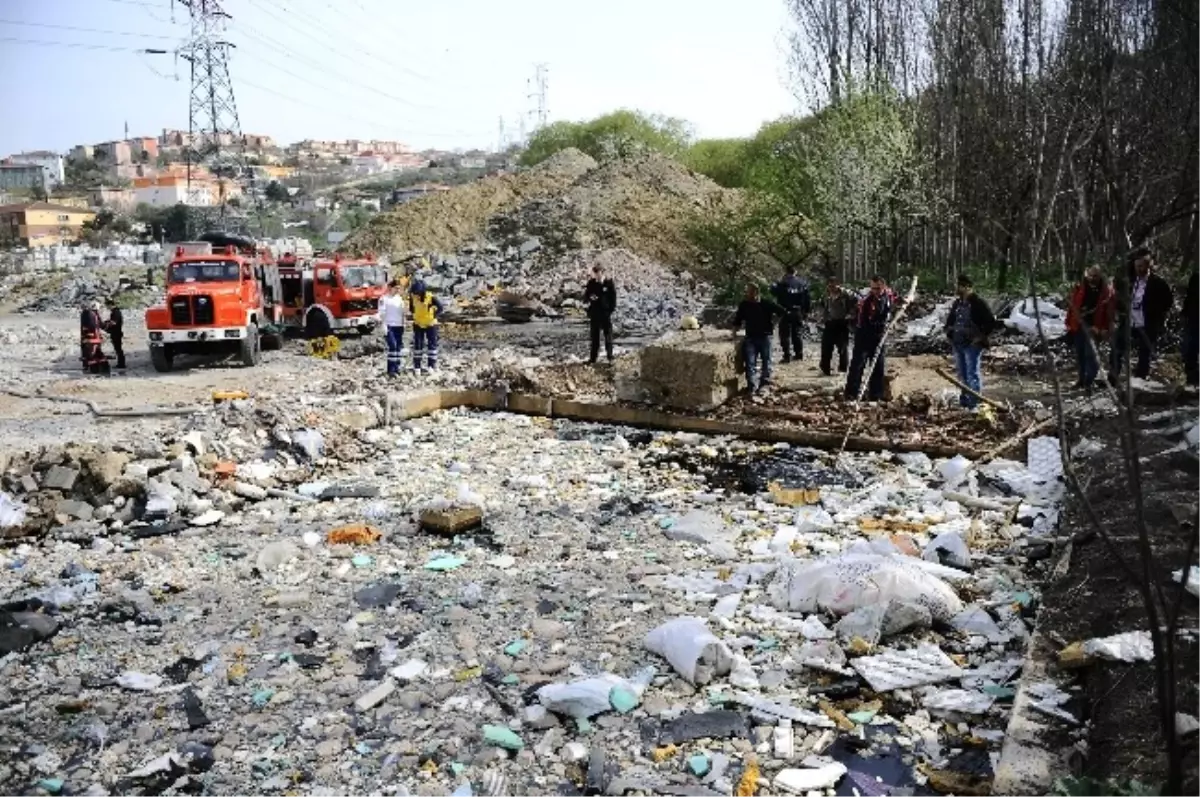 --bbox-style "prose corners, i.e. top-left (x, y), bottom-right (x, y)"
top-left (769, 553), bottom-right (964, 621)
top-left (644, 617), bottom-right (734, 685)
top-left (922, 532), bottom-right (971, 570)
top-left (0, 492), bottom-right (27, 529)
